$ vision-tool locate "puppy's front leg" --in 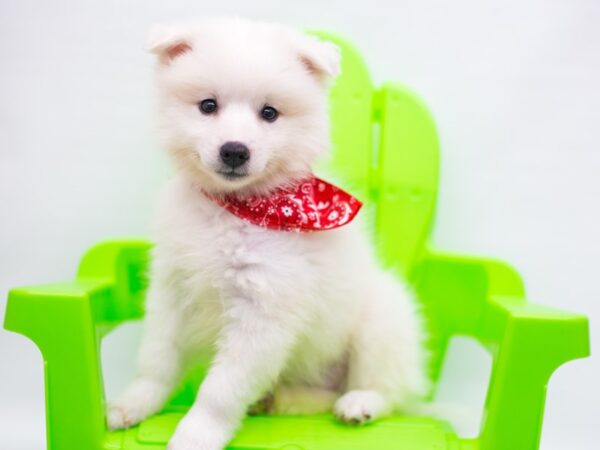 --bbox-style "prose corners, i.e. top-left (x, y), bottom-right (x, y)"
top-left (108, 277), bottom-right (185, 429)
top-left (168, 296), bottom-right (299, 450)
